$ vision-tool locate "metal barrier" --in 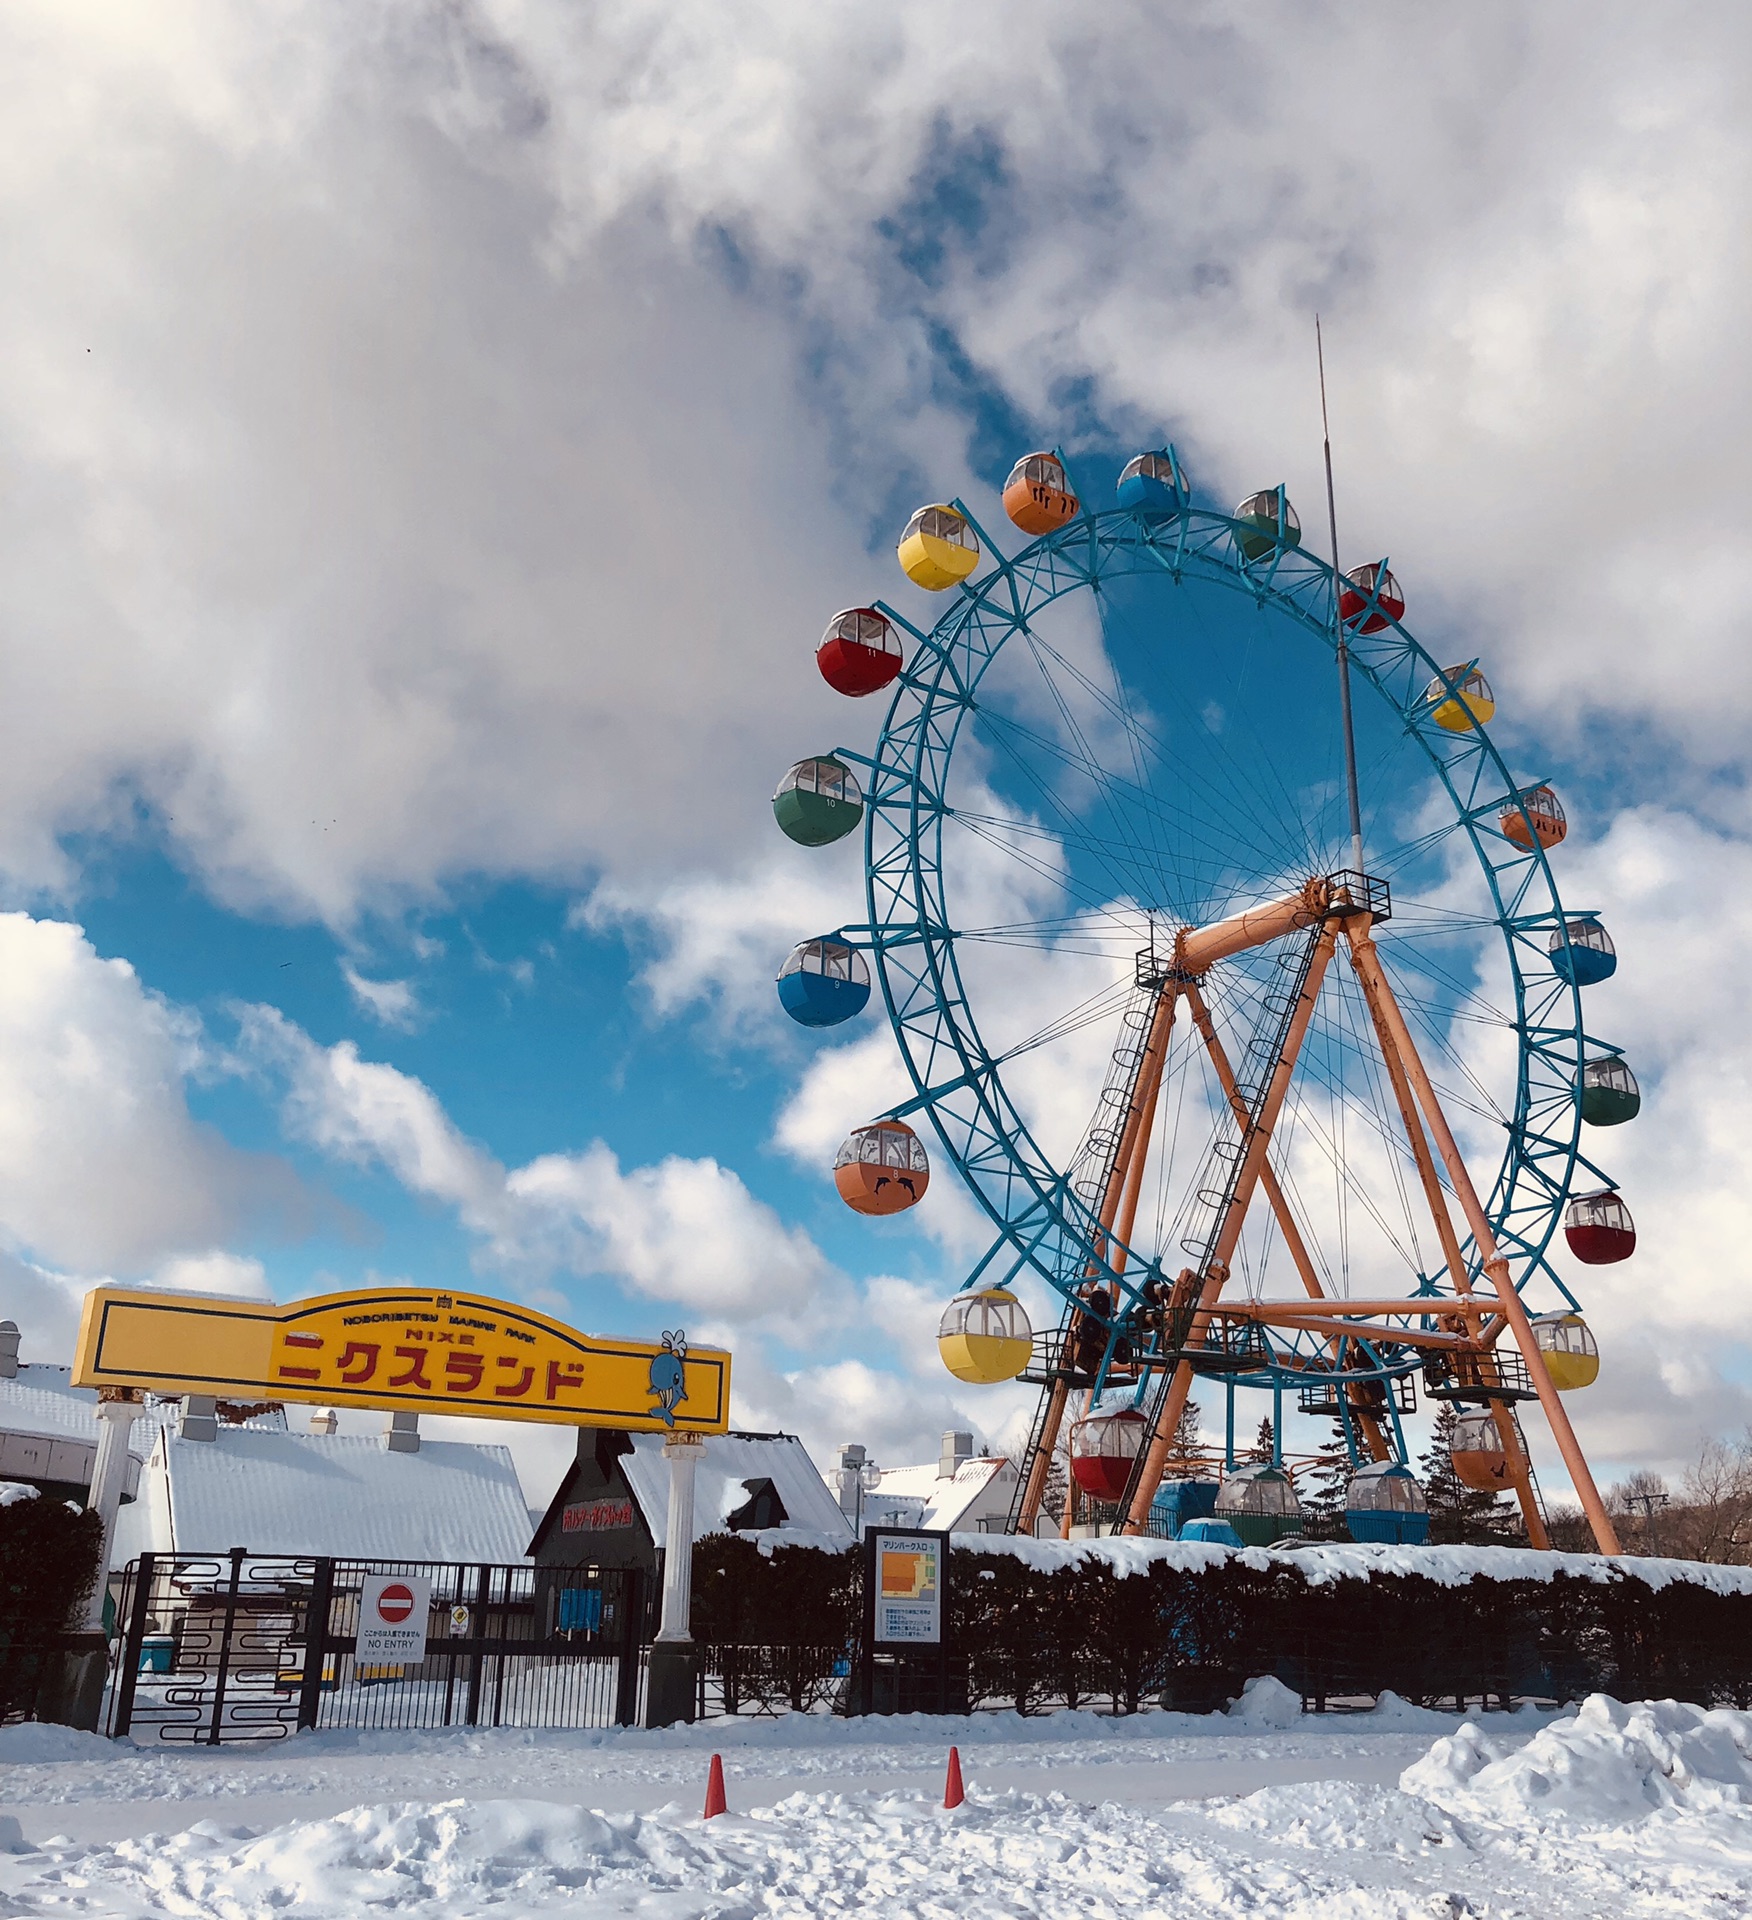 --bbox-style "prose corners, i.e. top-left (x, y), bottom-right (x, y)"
top-left (104, 1551), bottom-right (646, 1744)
